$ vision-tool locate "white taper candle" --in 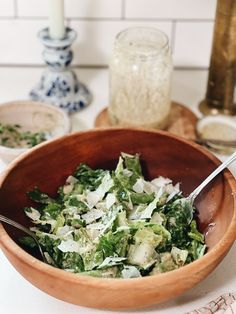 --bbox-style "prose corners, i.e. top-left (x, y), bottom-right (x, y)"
top-left (48, 0), bottom-right (65, 39)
